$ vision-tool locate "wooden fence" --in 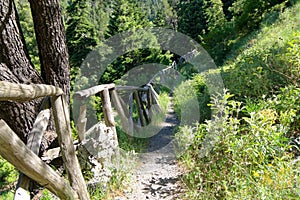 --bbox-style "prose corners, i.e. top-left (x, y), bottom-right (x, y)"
top-left (73, 83), bottom-right (161, 139)
top-left (0, 59), bottom-right (185, 199)
top-left (0, 81), bottom-right (89, 200)
top-left (0, 81), bottom-right (162, 200)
